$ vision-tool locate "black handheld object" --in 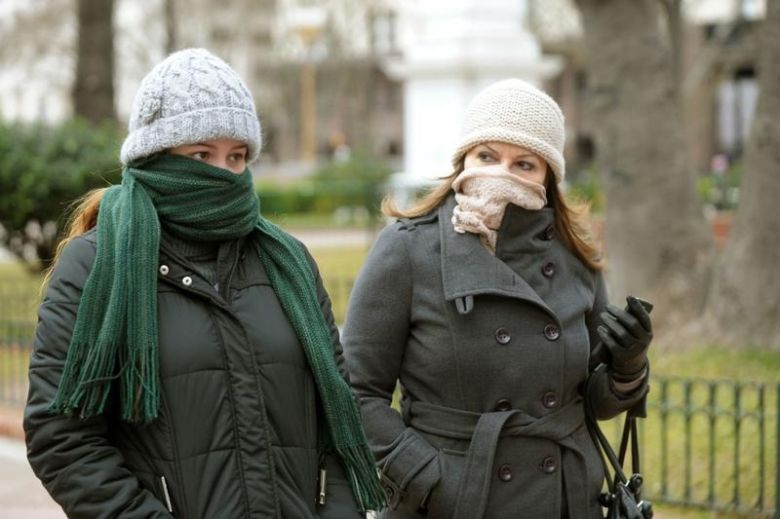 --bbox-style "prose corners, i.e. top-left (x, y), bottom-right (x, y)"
top-left (627, 296), bottom-right (653, 315)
